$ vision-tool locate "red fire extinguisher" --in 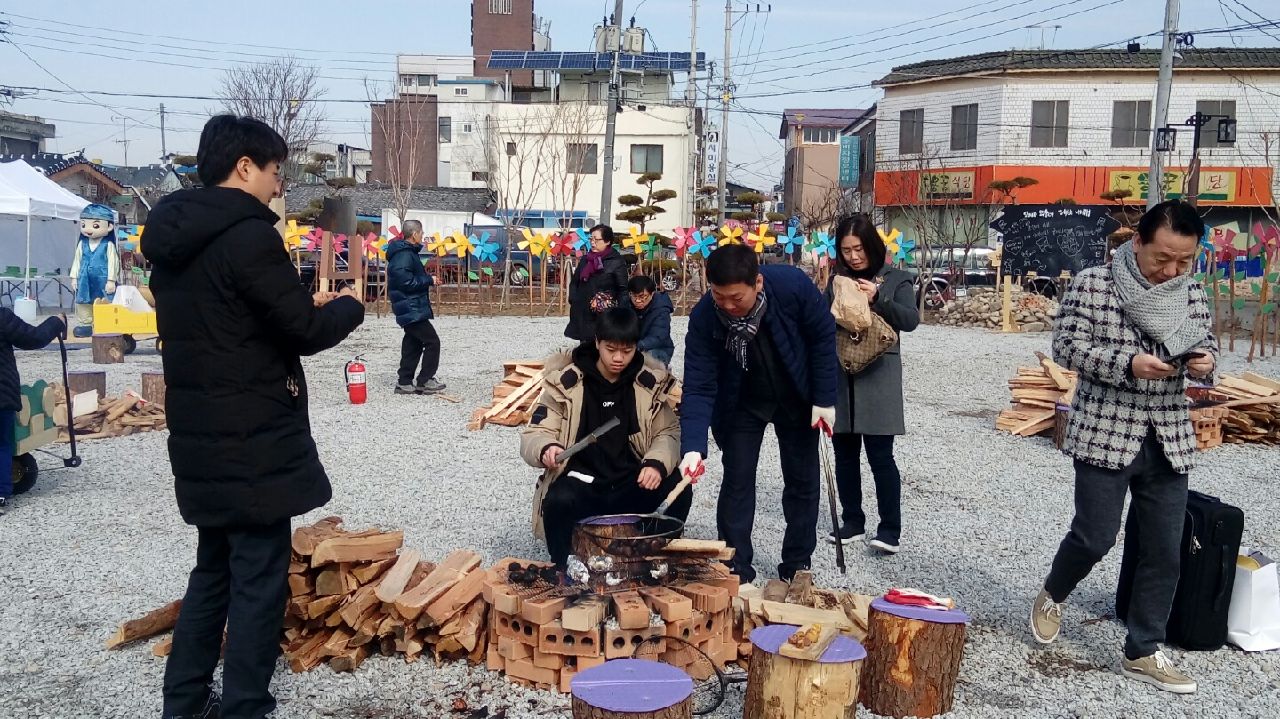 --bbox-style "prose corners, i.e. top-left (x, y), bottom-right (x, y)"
top-left (345, 355), bottom-right (367, 405)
